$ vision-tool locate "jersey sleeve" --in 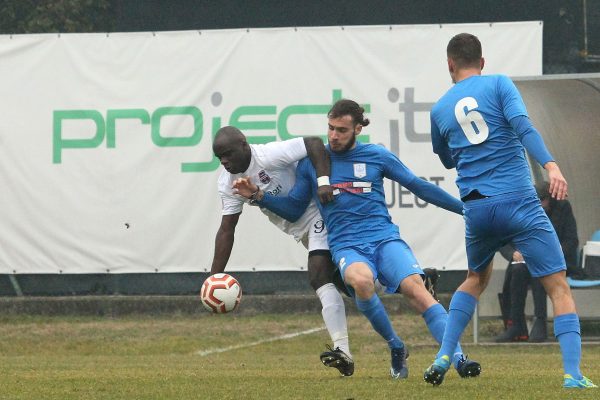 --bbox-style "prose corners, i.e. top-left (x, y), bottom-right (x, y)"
top-left (380, 147), bottom-right (418, 186)
top-left (404, 178), bottom-right (464, 215)
top-left (220, 191), bottom-right (244, 215)
top-left (258, 158), bottom-right (314, 222)
top-left (380, 146), bottom-right (463, 215)
top-left (497, 75), bottom-right (528, 121)
top-left (509, 115), bottom-right (554, 166)
top-left (430, 113), bottom-right (455, 169)
top-left (217, 170), bottom-right (244, 215)
top-left (255, 138), bottom-right (307, 169)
